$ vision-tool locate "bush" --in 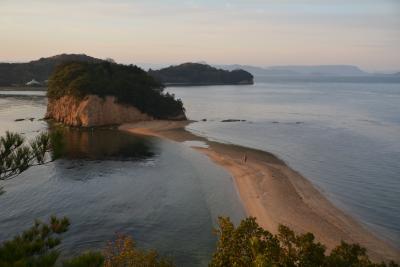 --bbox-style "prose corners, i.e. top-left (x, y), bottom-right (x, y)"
top-left (103, 234), bottom-right (173, 267)
top-left (210, 217), bottom-right (399, 267)
top-left (62, 252), bottom-right (104, 267)
top-left (0, 216), bottom-right (70, 267)
top-left (0, 219), bottom-right (172, 267)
